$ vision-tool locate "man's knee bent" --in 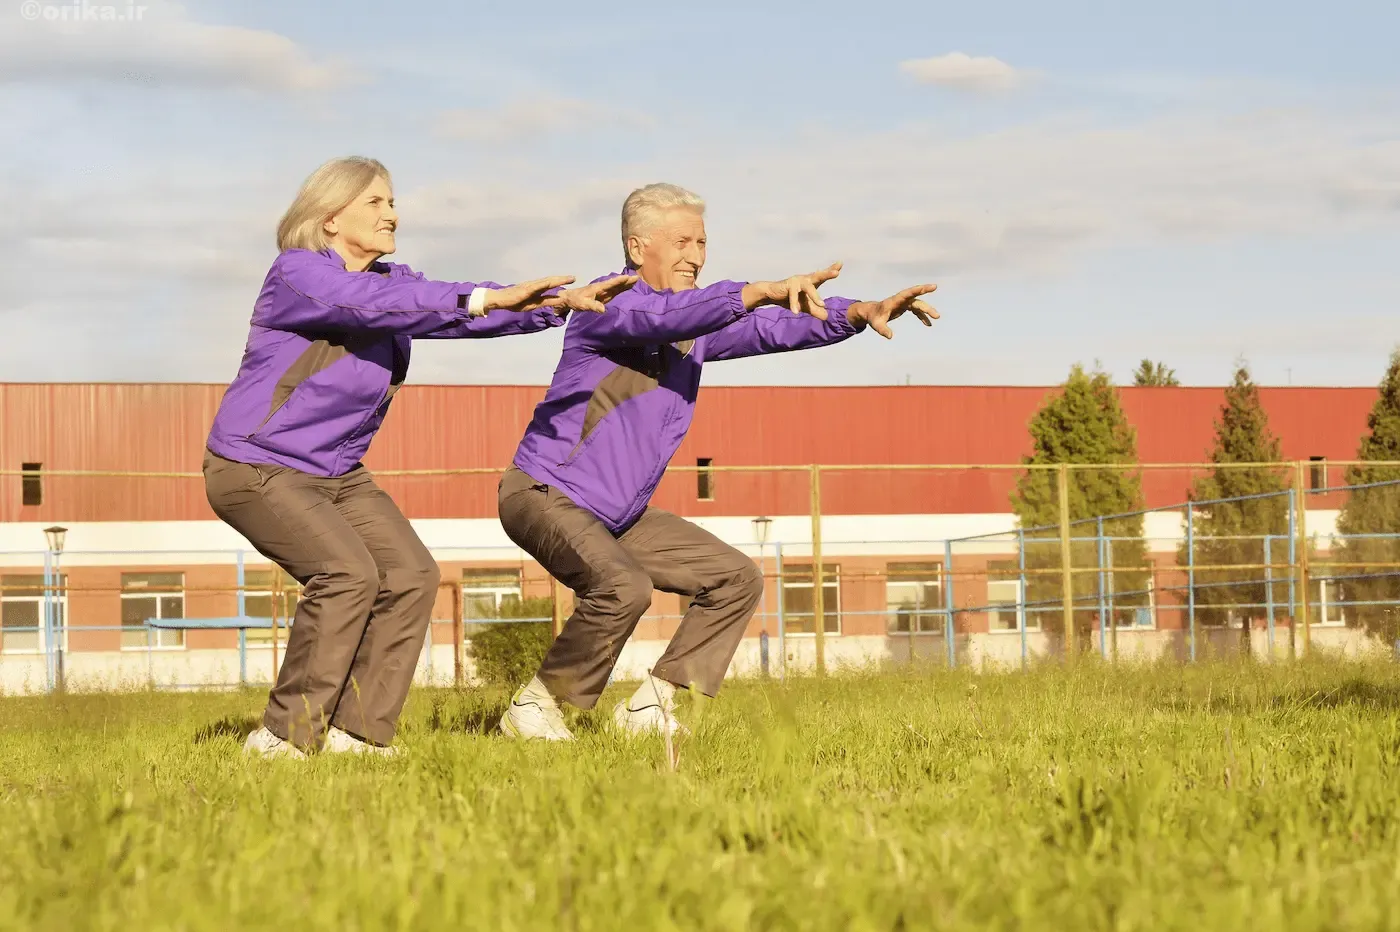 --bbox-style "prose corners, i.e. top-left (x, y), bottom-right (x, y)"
top-left (585, 568), bottom-right (653, 620)
top-left (734, 560), bottom-right (764, 604)
top-left (380, 558), bottom-right (441, 604)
